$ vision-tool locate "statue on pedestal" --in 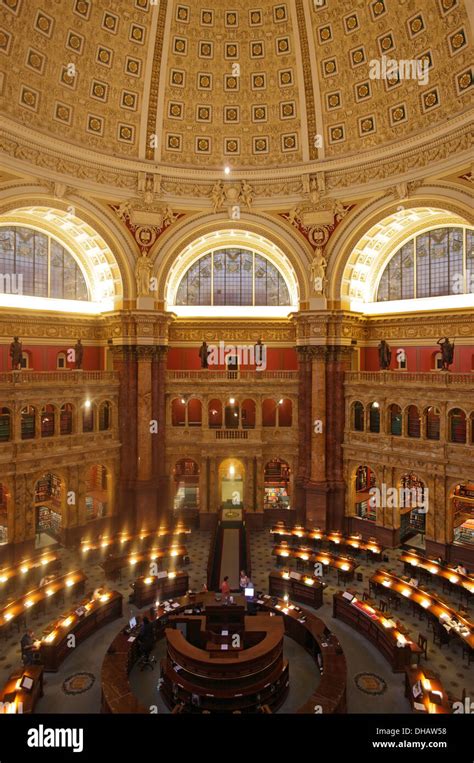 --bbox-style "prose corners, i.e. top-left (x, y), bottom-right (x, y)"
top-left (9, 336), bottom-right (23, 370)
top-left (74, 339), bottom-right (84, 369)
top-left (437, 337), bottom-right (455, 370)
top-left (198, 341), bottom-right (209, 369)
top-left (135, 250), bottom-right (153, 296)
top-left (378, 340), bottom-right (392, 370)
top-left (211, 181), bottom-right (226, 213)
